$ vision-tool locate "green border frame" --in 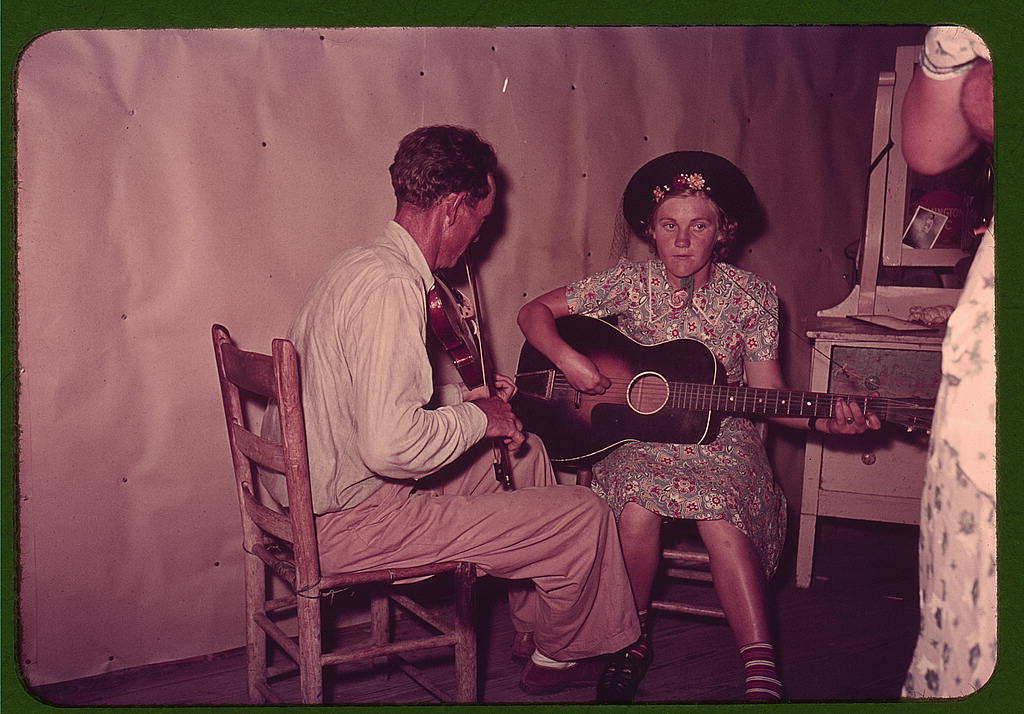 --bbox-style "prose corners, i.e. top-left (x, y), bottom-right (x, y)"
top-left (3, 1), bottom-right (1021, 713)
